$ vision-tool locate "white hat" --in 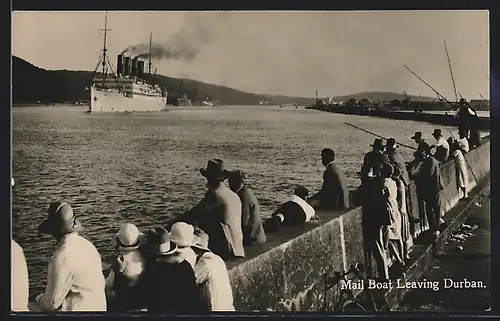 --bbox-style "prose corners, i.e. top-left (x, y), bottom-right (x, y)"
top-left (169, 222), bottom-right (199, 248)
top-left (112, 223), bottom-right (145, 251)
